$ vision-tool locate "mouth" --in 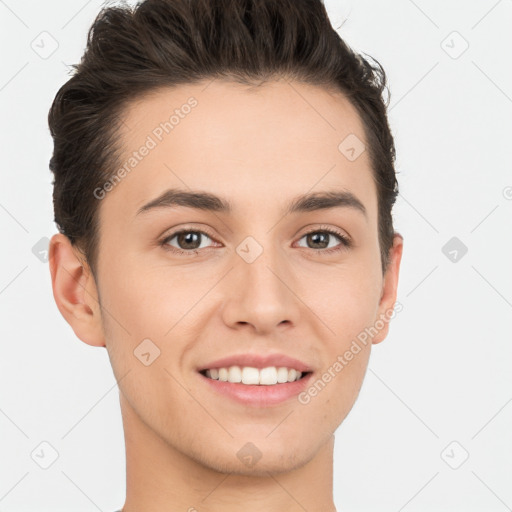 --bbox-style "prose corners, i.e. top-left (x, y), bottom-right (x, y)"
top-left (199, 366), bottom-right (312, 385)
top-left (196, 353), bottom-right (315, 406)
top-left (197, 365), bottom-right (314, 407)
